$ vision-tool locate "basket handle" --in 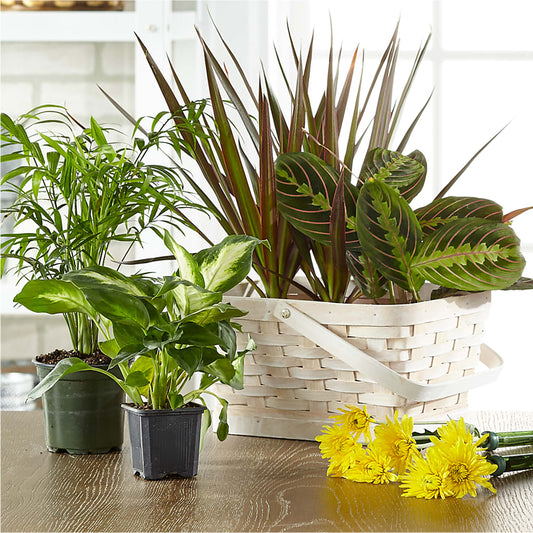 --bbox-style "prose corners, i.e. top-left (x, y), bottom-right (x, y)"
top-left (273, 302), bottom-right (503, 402)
